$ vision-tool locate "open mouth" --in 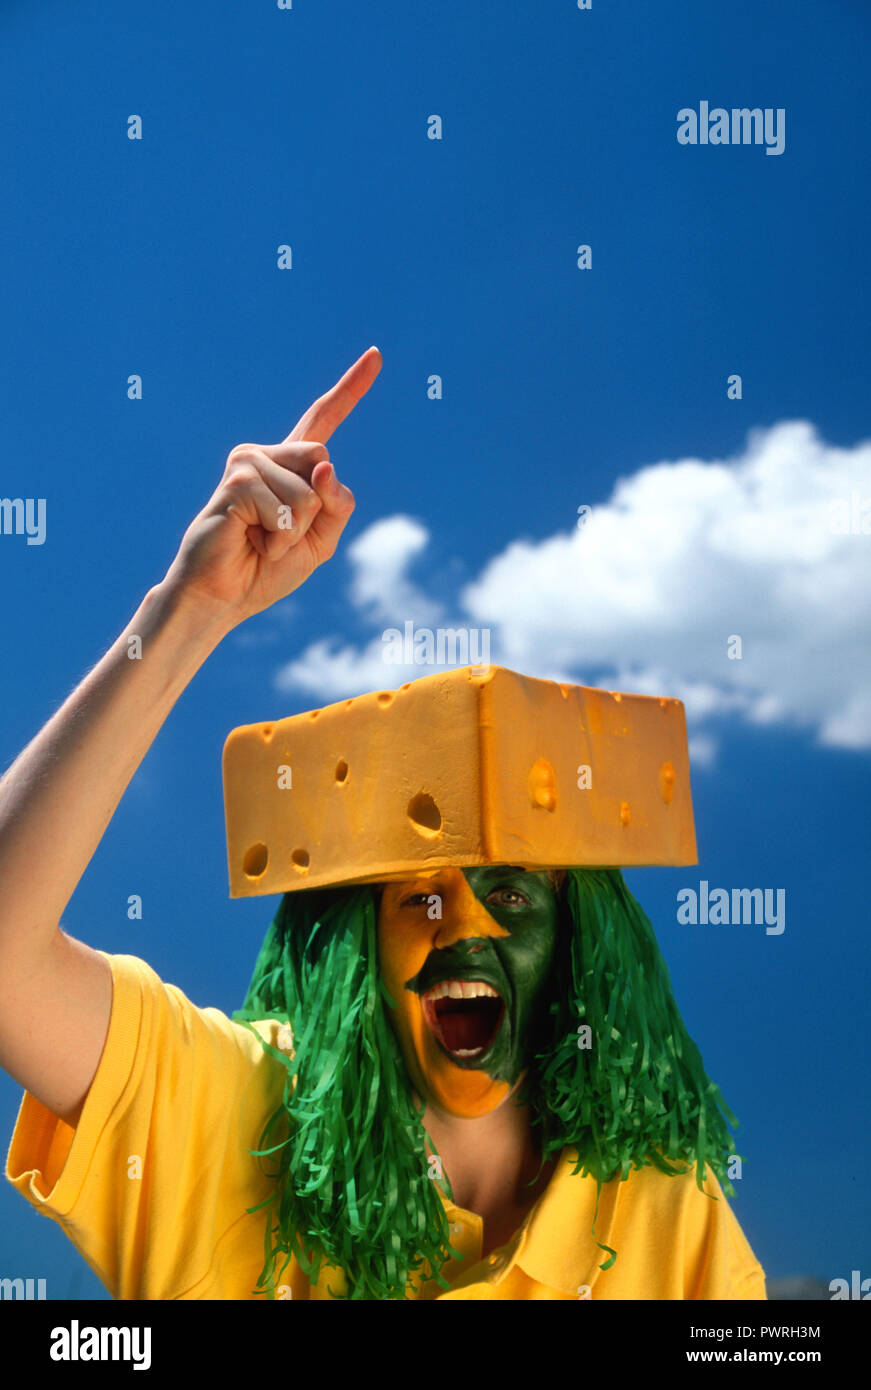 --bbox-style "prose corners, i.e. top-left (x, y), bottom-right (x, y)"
top-left (421, 980), bottom-right (505, 1060)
